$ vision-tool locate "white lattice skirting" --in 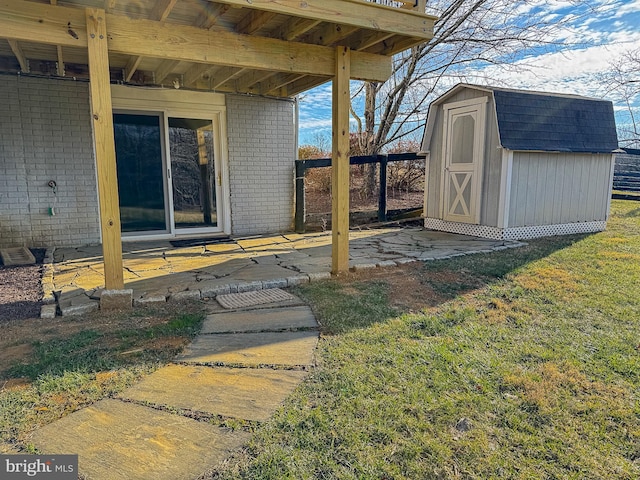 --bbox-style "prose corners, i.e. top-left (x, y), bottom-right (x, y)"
top-left (424, 218), bottom-right (607, 240)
